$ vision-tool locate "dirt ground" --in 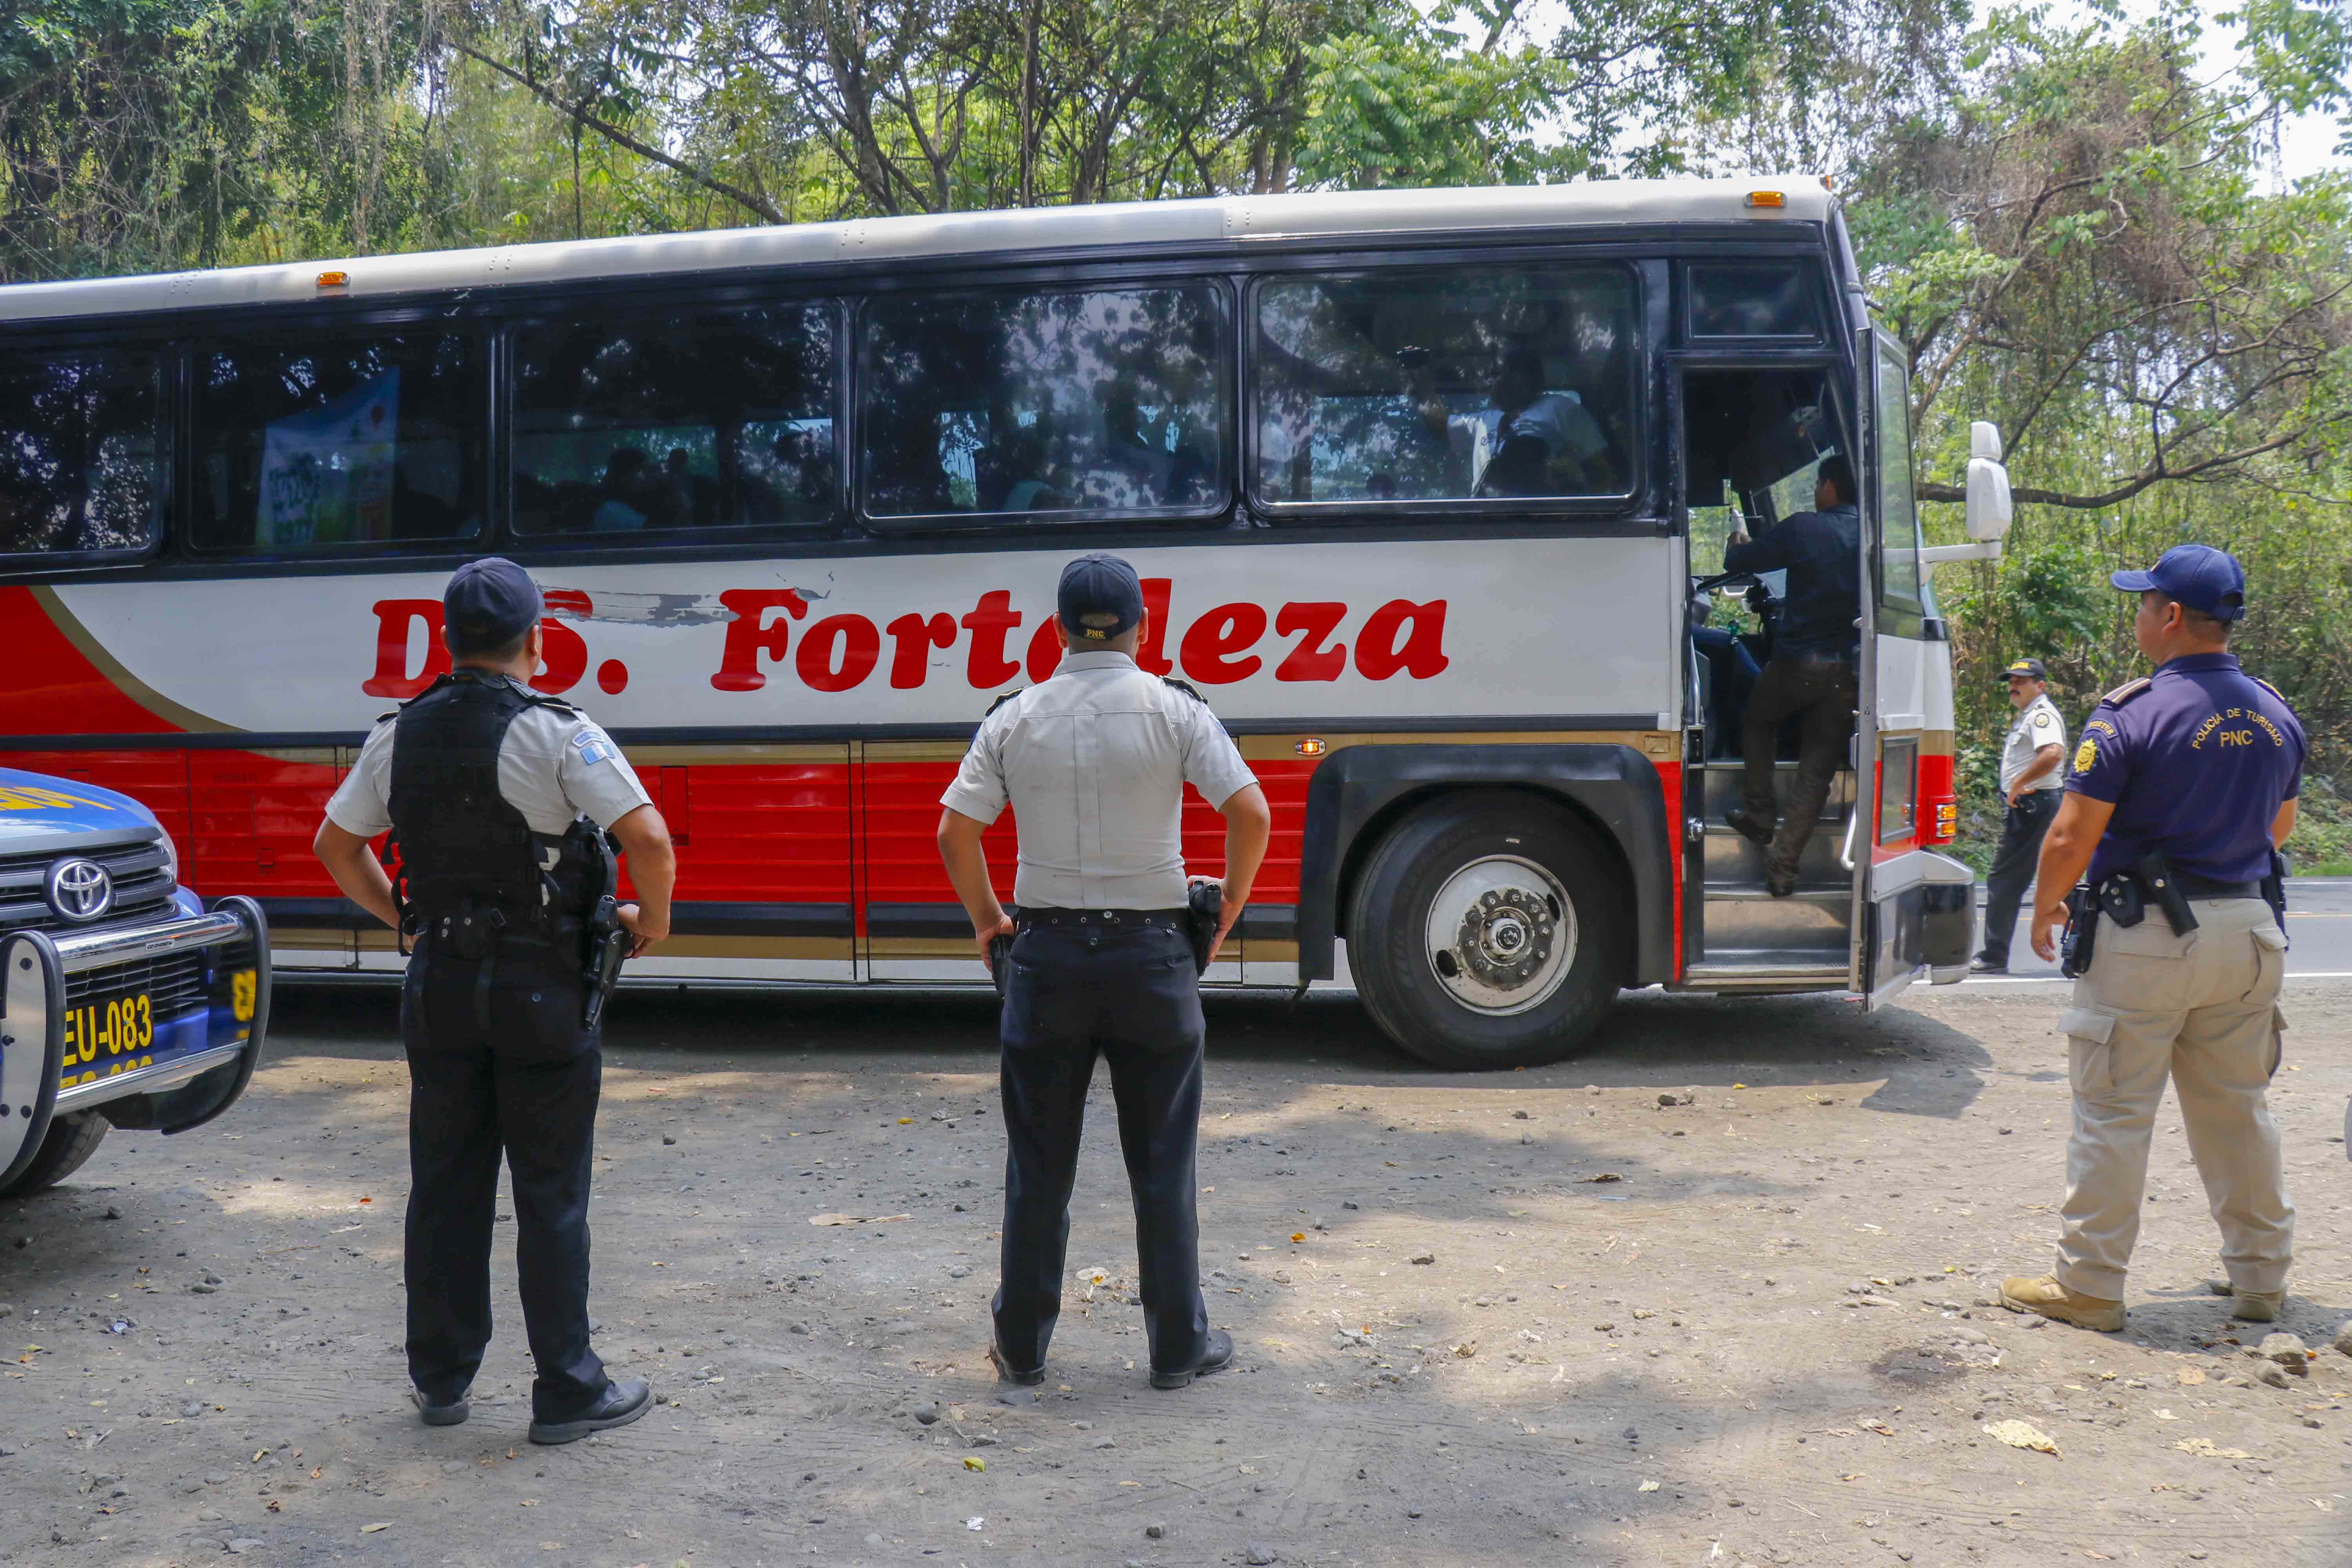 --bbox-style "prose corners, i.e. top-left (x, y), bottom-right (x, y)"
top-left (5, 978), bottom-right (2352, 1568)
